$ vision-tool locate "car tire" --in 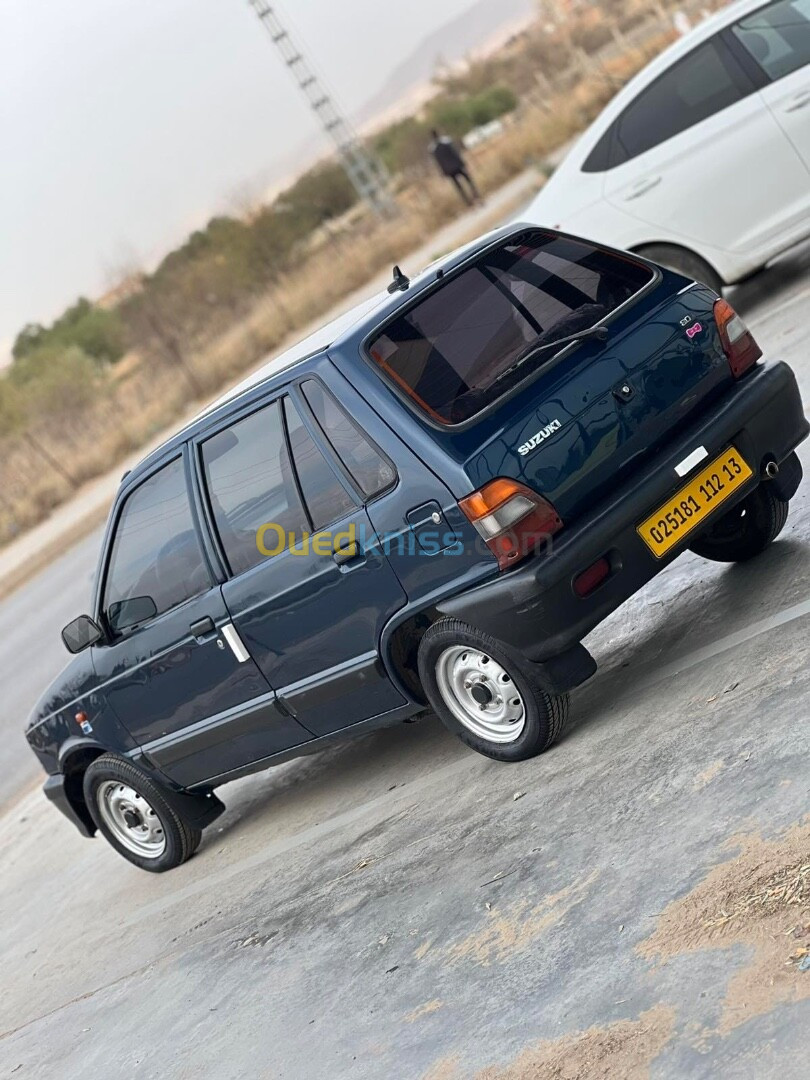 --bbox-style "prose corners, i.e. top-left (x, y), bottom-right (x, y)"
top-left (690, 485), bottom-right (789, 563)
top-left (83, 754), bottom-right (202, 873)
top-left (417, 618), bottom-right (570, 762)
top-left (636, 244), bottom-right (724, 295)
